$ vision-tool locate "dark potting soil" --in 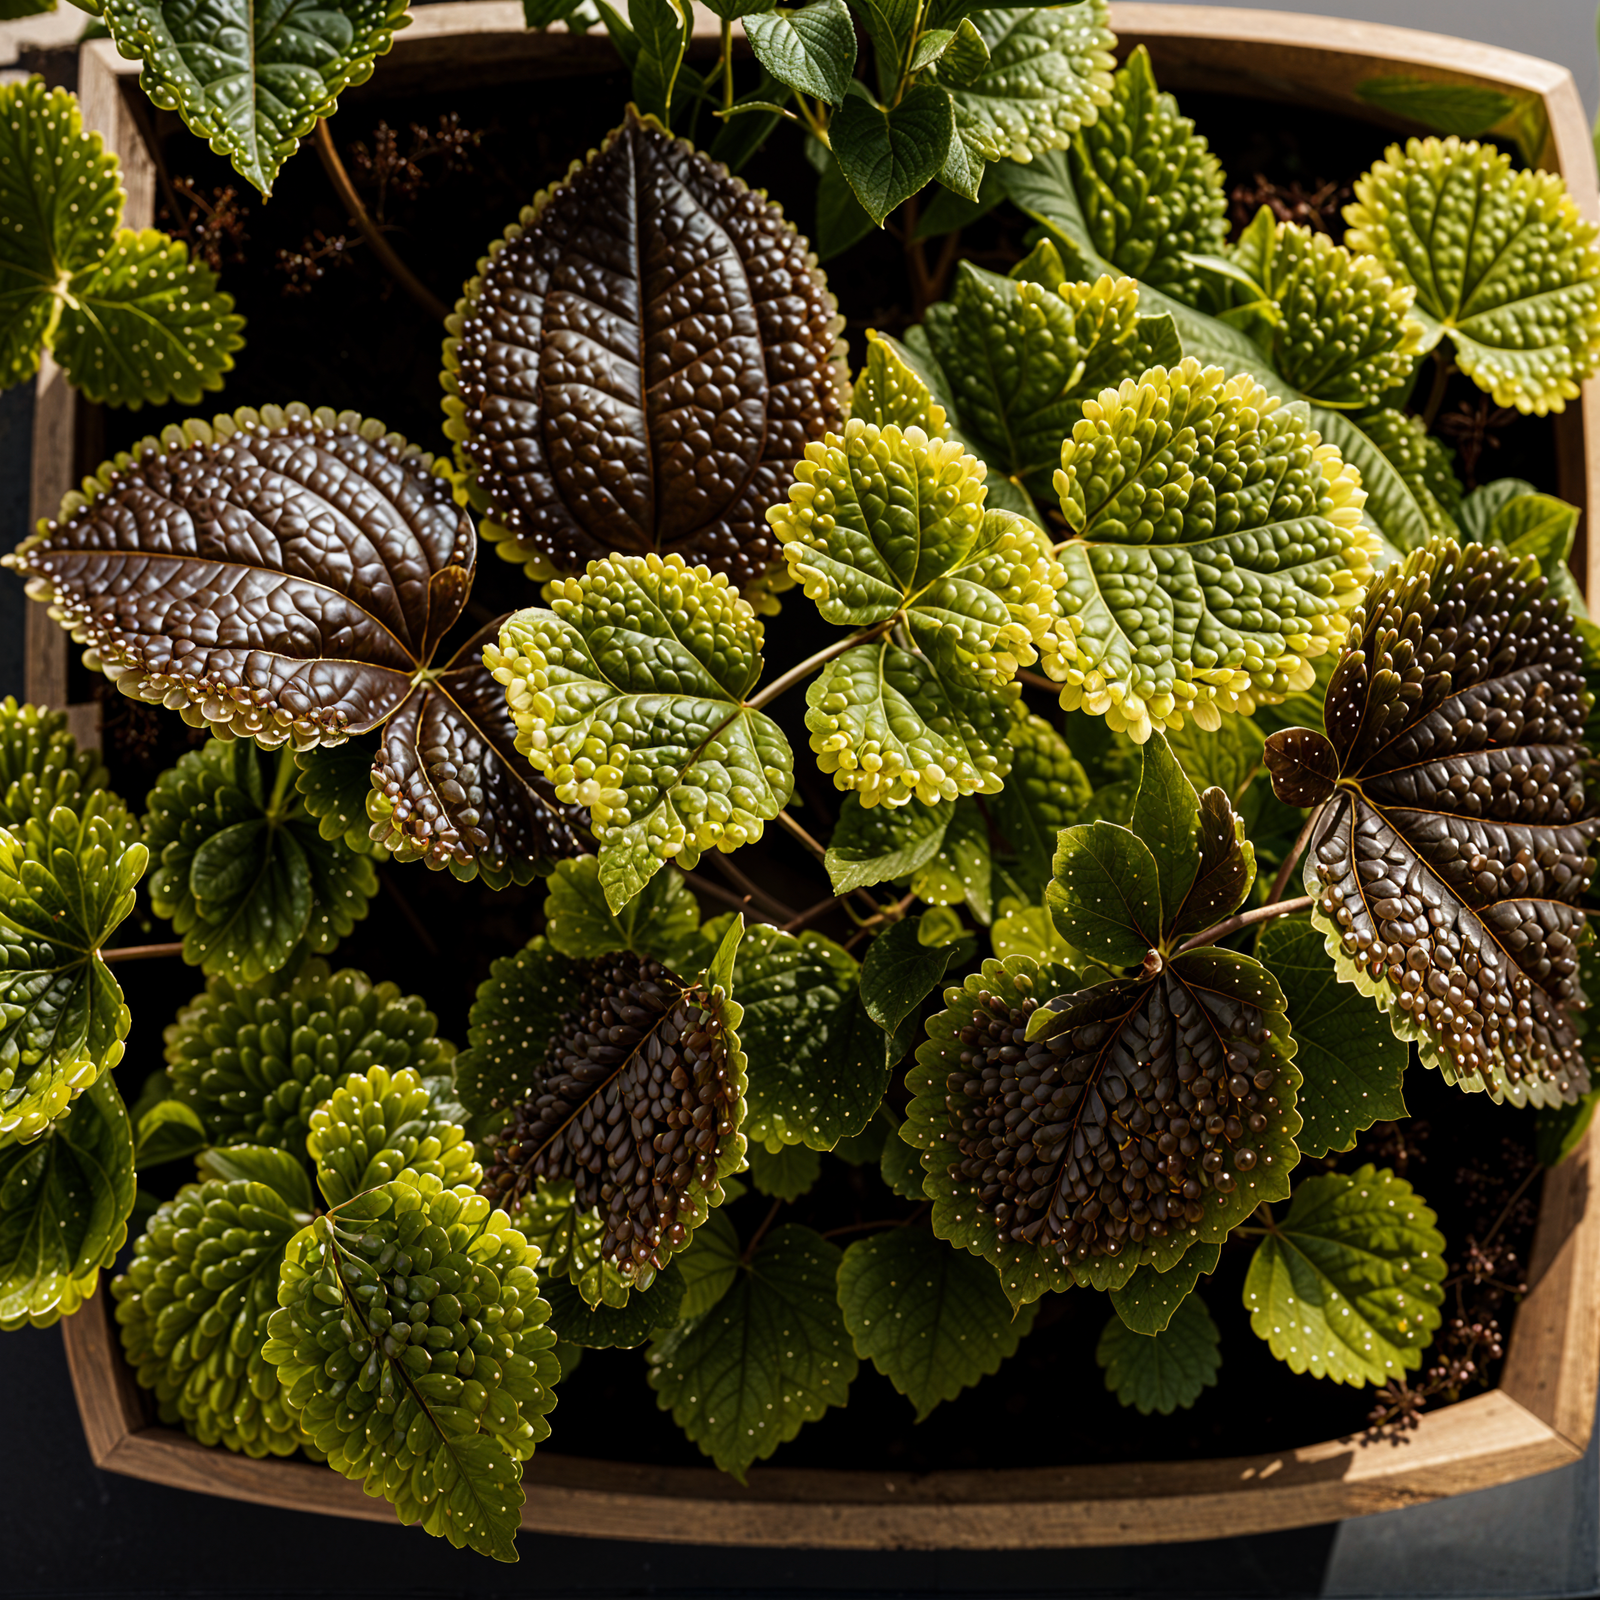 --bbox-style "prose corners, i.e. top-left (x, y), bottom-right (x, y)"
top-left (86, 65), bottom-right (1552, 1476)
